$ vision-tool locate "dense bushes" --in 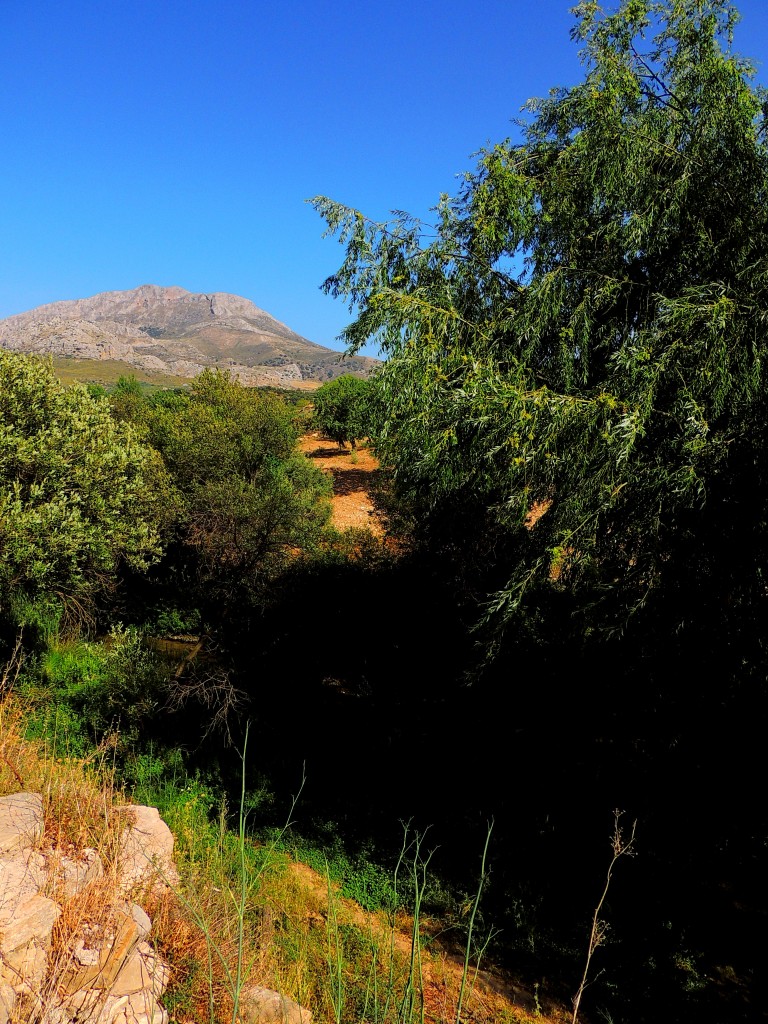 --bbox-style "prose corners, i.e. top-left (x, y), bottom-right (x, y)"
top-left (0, 351), bottom-right (166, 637)
top-left (110, 368), bottom-right (333, 619)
